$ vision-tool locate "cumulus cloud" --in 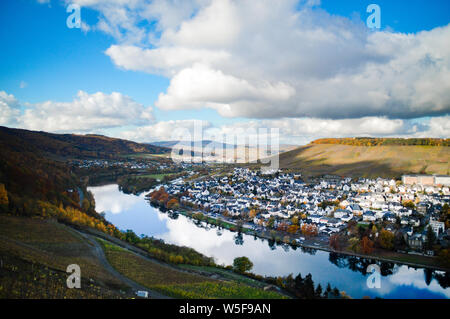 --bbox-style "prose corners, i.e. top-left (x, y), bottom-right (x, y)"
top-left (84, 0), bottom-right (450, 120)
top-left (120, 119), bottom-right (211, 142)
top-left (155, 64), bottom-right (295, 114)
top-left (0, 91), bottom-right (20, 126)
top-left (116, 116), bottom-right (450, 144)
top-left (1, 90), bottom-right (153, 133)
